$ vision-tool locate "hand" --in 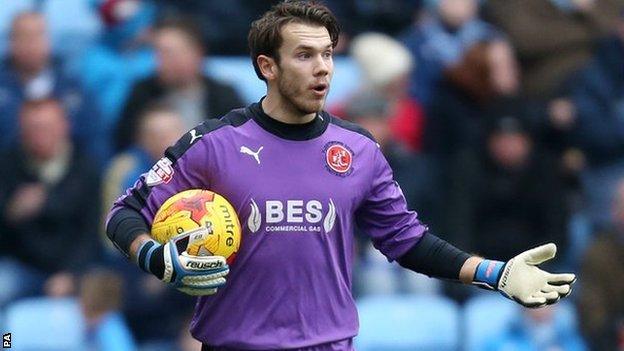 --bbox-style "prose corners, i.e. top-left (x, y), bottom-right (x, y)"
top-left (5, 183), bottom-right (47, 222)
top-left (44, 272), bottom-right (75, 297)
top-left (571, 0), bottom-right (596, 12)
top-left (548, 98), bottom-right (576, 131)
top-left (136, 227), bottom-right (229, 296)
top-left (474, 243), bottom-right (576, 308)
